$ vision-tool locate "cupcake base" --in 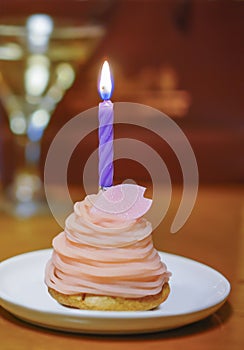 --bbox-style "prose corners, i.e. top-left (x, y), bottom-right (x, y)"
top-left (48, 283), bottom-right (170, 311)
